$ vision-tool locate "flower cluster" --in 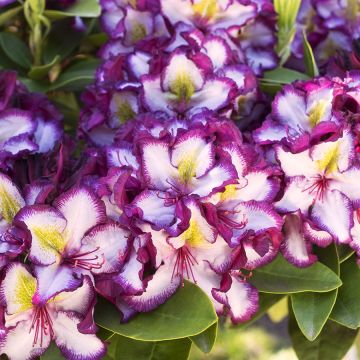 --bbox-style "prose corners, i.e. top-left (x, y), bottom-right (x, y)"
top-left (255, 71), bottom-right (360, 266)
